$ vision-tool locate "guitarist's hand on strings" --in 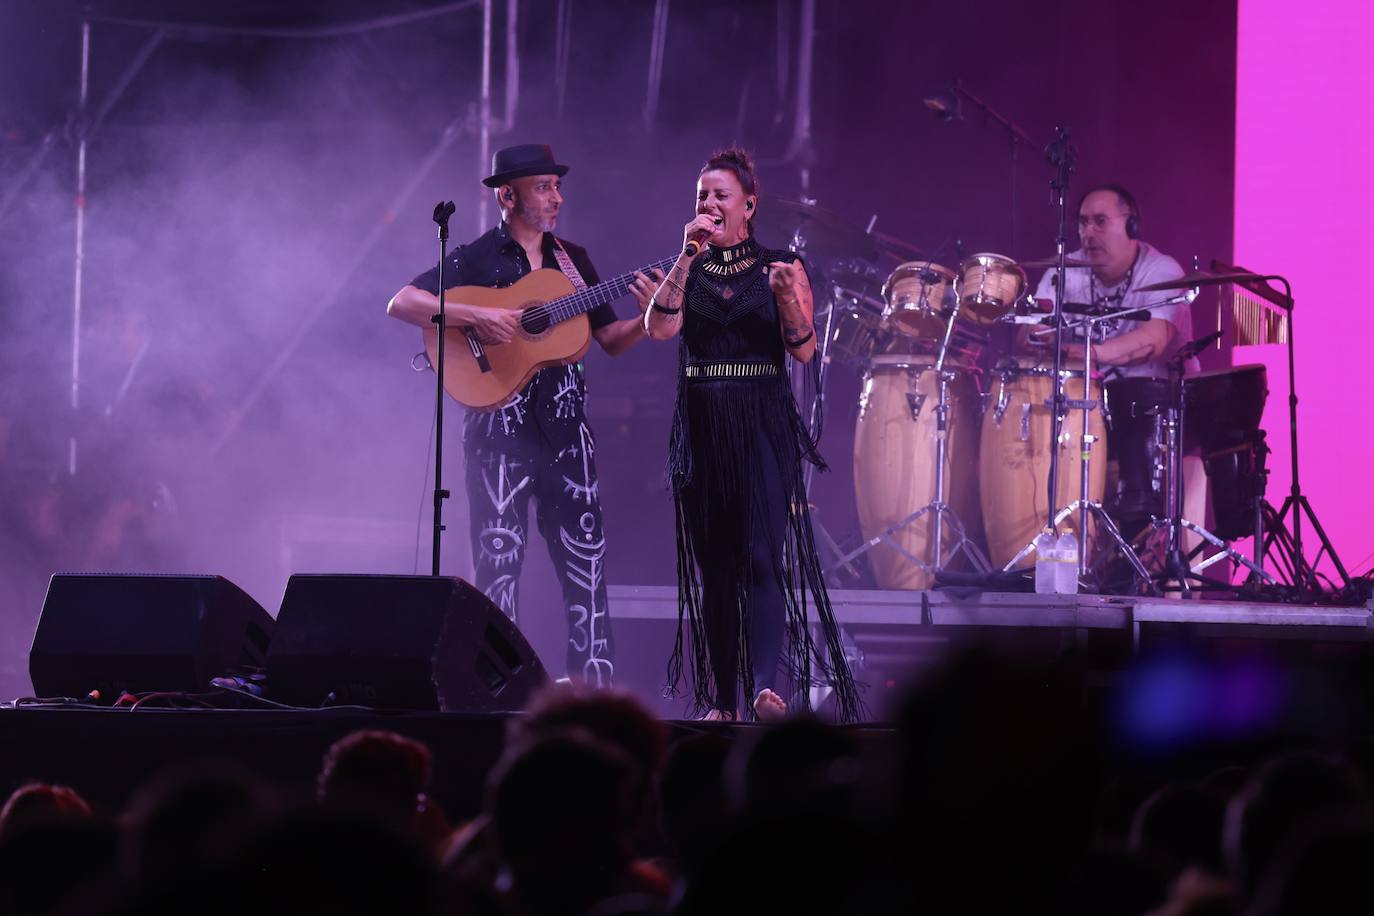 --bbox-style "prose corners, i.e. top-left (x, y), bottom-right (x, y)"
top-left (467, 305), bottom-right (521, 345)
top-left (630, 269), bottom-right (666, 314)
